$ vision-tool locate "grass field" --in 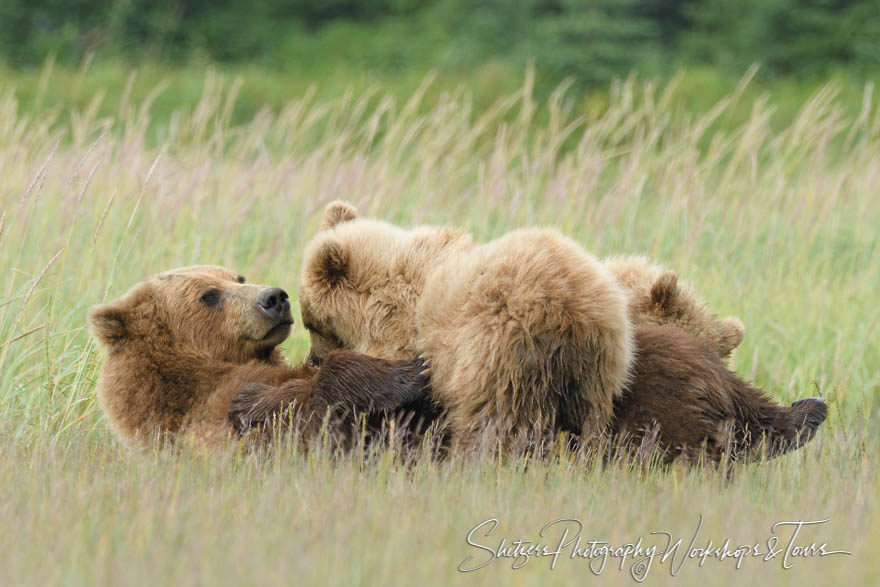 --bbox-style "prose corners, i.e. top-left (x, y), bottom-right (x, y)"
top-left (0, 67), bottom-right (878, 585)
